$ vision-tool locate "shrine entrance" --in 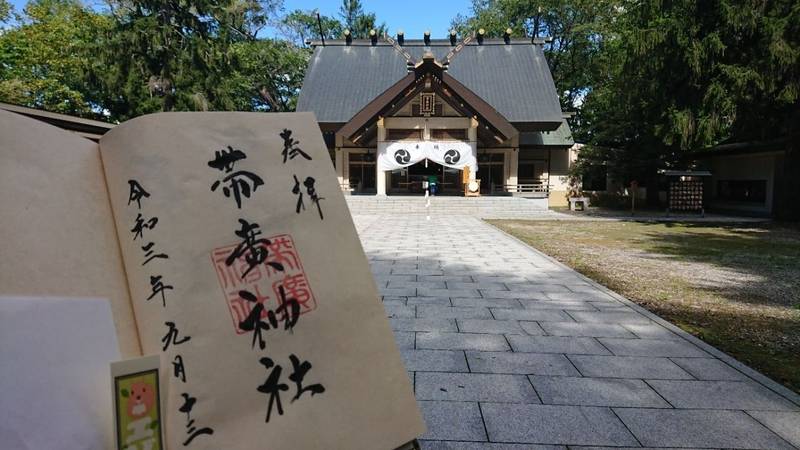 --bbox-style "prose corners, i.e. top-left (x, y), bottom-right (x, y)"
top-left (388, 159), bottom-right (463, 195)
